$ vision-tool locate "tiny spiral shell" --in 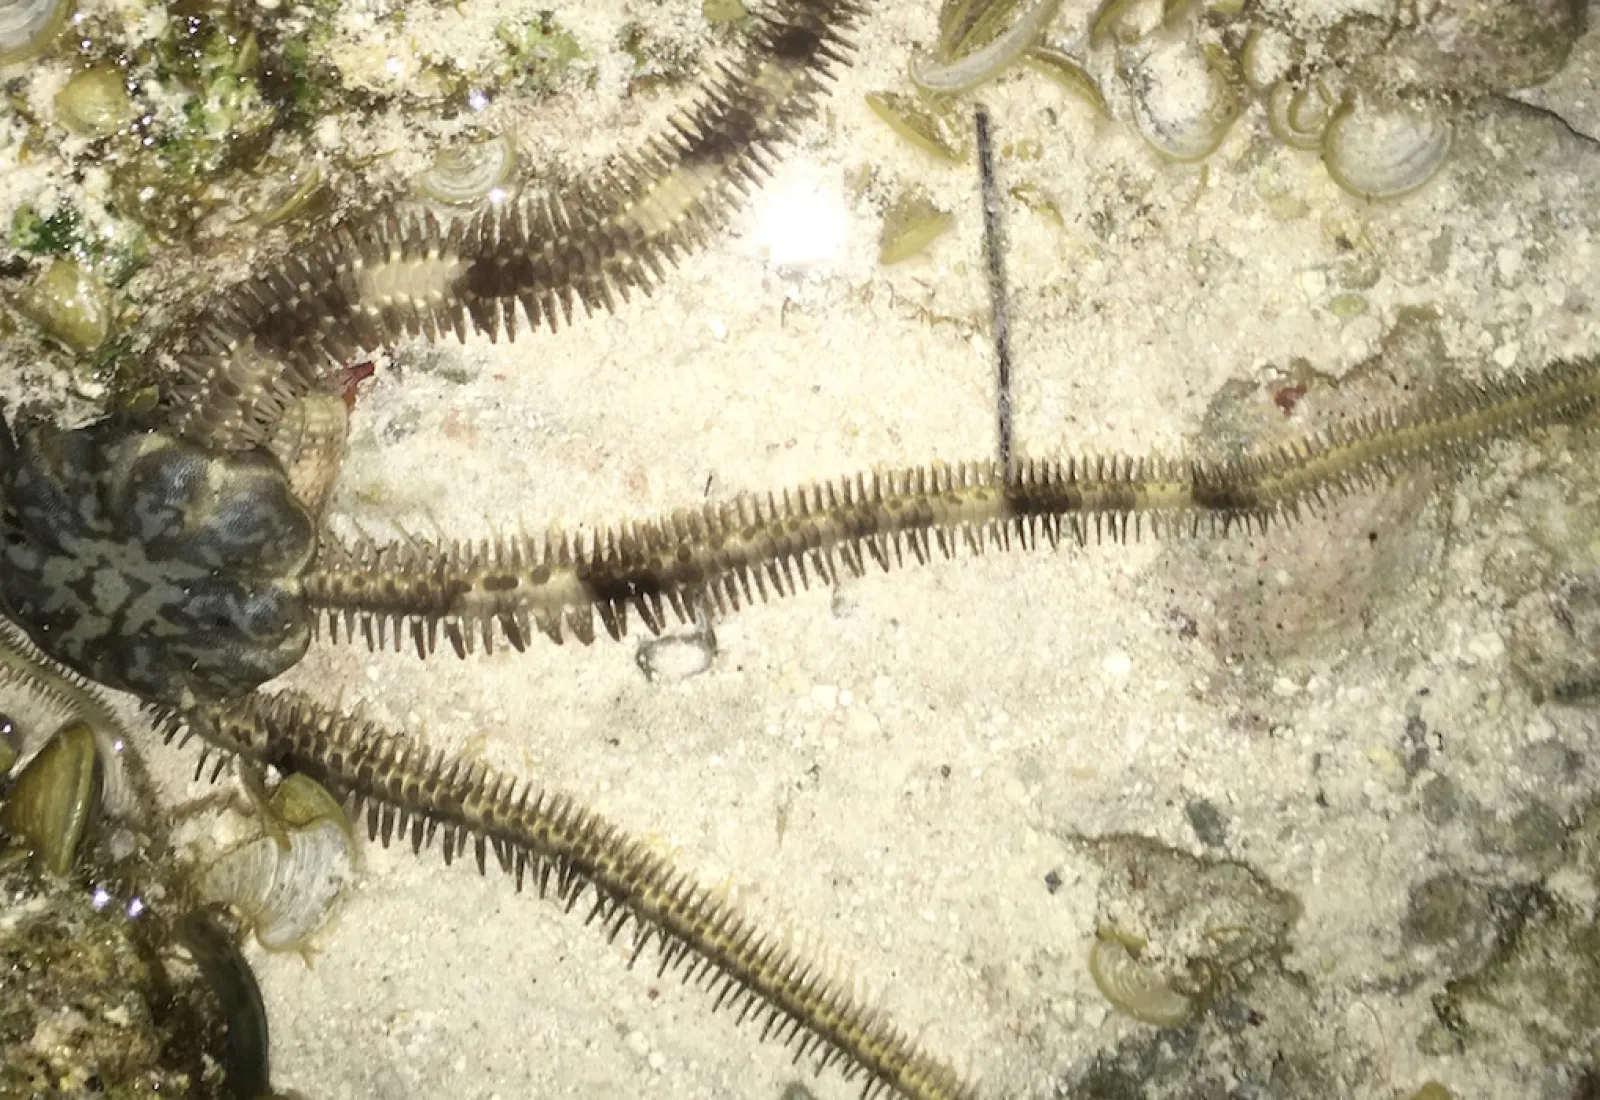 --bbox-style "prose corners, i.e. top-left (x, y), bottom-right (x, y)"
top-left (1088, 932), bottom-right (1195, 1028)
top-left (414, 133), bottom-right (517, 206)
top-left (1266, 77), bottom-right (1335, 152)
